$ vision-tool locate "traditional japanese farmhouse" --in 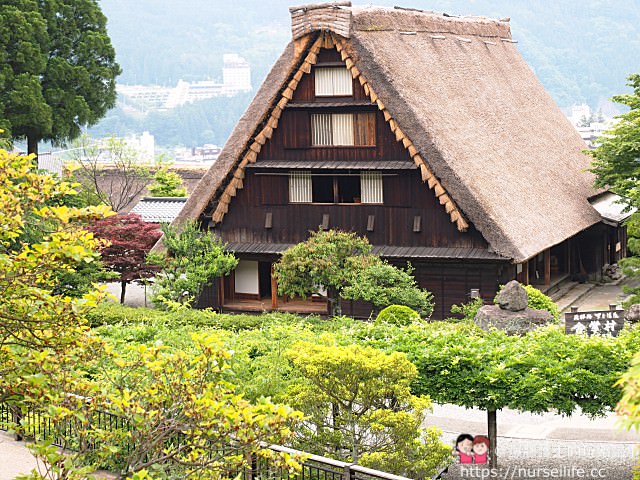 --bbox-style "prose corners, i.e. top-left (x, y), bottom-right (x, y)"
top-left (169, 2), bottom-right (629, 319)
